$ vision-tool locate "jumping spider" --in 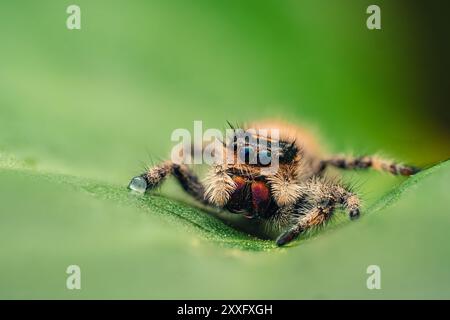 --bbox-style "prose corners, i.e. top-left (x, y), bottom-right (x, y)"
top-left (128, 120), bottom-right (419, 246)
